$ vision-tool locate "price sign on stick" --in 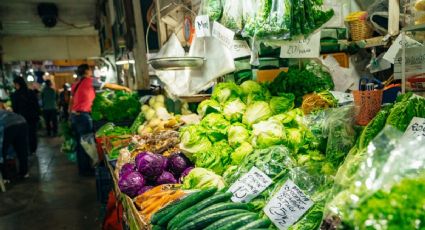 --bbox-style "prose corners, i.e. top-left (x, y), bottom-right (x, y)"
top-left (264, 180), bottom-right (314, 230)
top-left (404, 117), bottom-right (425, 139)
top-left (228, 167), bottom-right (273, 203)
top-left (195, 15), bottom-right (211, 37)
top-left (280, 31), bottom-right (321, 58)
